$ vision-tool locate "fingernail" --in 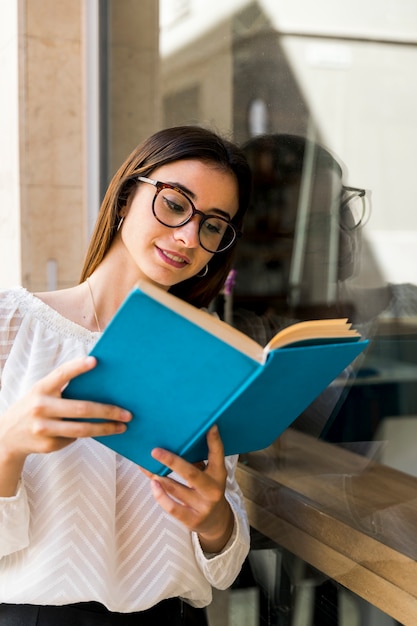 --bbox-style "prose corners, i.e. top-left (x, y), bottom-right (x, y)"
top-left (151, 479), bottom-right (163, 493)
